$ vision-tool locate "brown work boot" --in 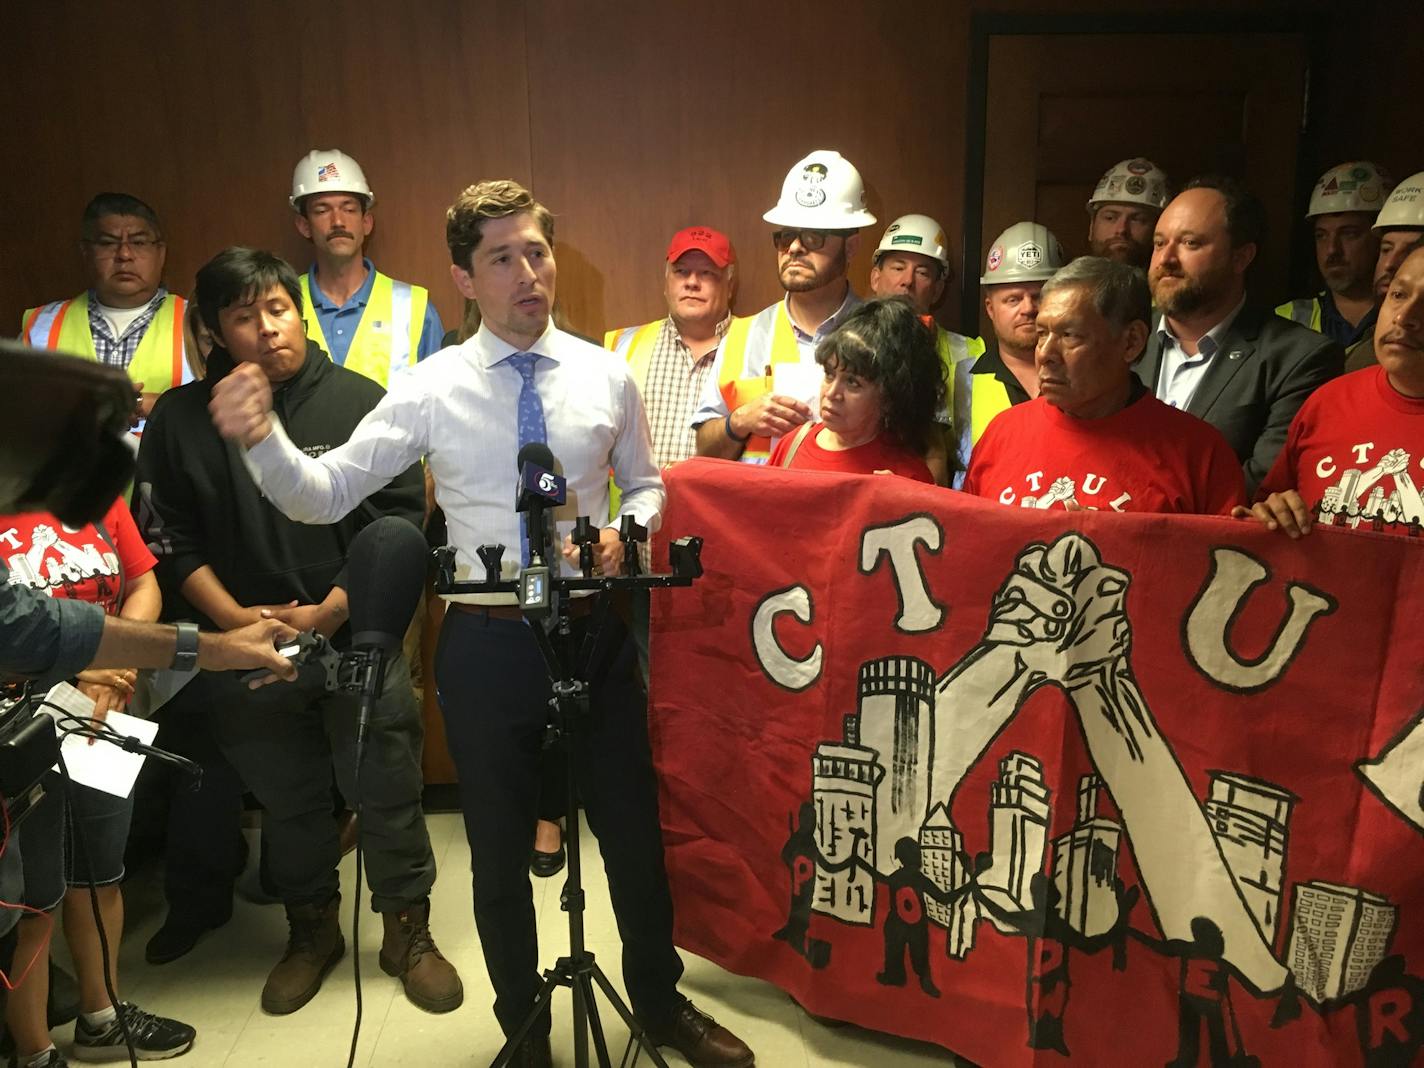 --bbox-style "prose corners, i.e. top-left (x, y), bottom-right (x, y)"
top-left (261, 895), bottom-right (345, 1014)
top-left (648, 997), bottom-right (755, 1067)
top-left (380, 898), bottom-right (464, 1012)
